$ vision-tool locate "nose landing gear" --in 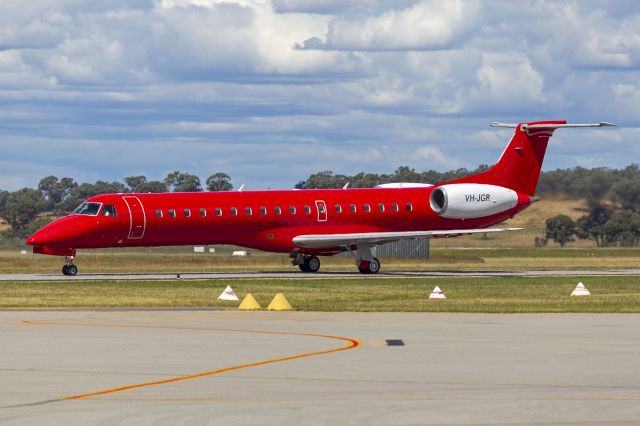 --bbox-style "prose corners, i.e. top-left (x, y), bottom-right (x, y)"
top-left (62, 256), bottom-right (78, 276)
